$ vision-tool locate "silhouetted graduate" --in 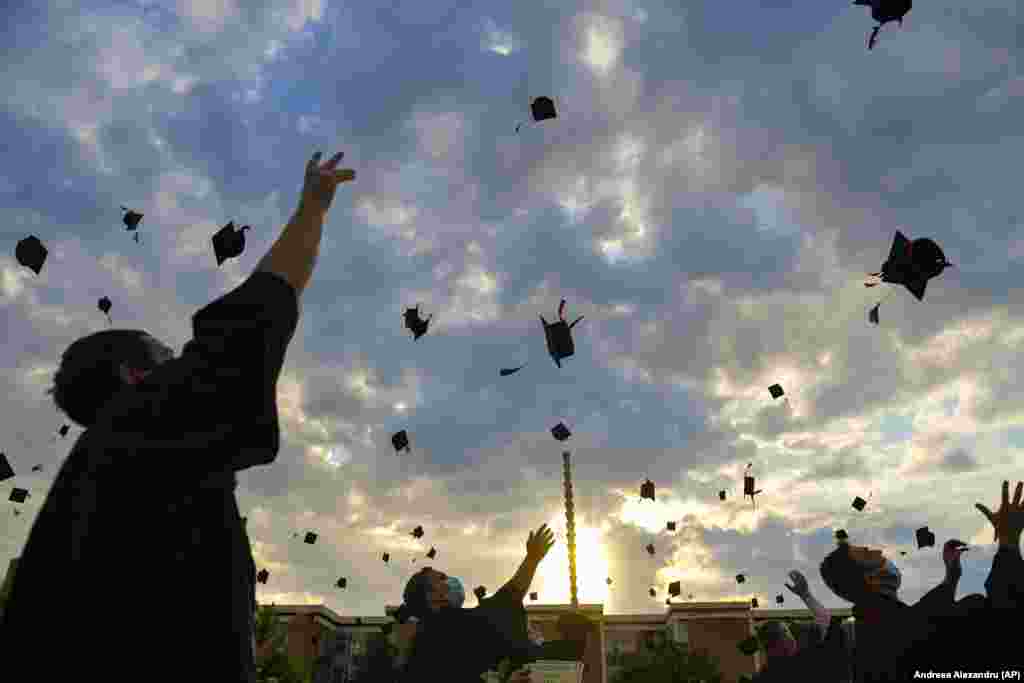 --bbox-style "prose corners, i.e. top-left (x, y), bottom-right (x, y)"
top-left (15, 236), bottom-right (47, 275)
top-left (121, 206), bottom-right (143, 243)
top-left (212, 222), bottom-right (250, 267)
top-left (865, 230), bottom-right (953, 324)
top-left (403, 305), bottom-right (432, 340)
top-left (516, 97), bottom-right (557, 133)
top-left (540, 299), bottom-right (584, 368)
top-left (854, 0), bottom-right (912, 50)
